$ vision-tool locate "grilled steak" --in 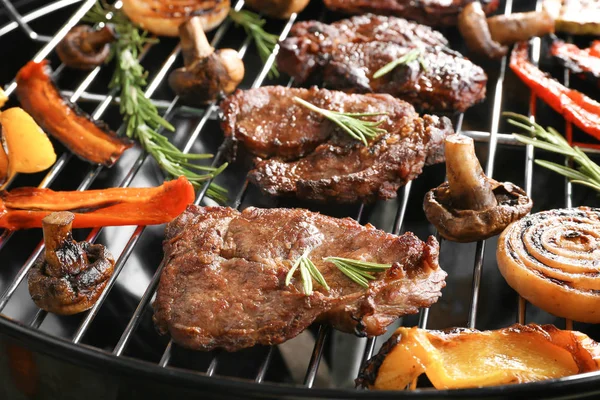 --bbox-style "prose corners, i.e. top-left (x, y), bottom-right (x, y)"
top-left (153, 205), bottom-right (446, 351)
top-left (277, 15), bottom-right (487, 113)
top-left (323, 0), bottom-right (500, 27)
top-left (221, 86), bottom-right (453, 203)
